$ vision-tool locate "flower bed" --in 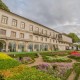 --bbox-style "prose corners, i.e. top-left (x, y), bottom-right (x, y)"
top-left (4, 65), bottom-right (60, 80)
top-left (43, 56), bottom-right (72, 62)
top-left (71, 51), bottom-right (80, 57)
top-left (68, 51), bottom-right (80, 62)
